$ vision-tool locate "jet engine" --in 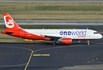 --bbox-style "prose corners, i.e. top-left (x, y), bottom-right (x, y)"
top-left (58, 38), bottom-right (72, 44)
